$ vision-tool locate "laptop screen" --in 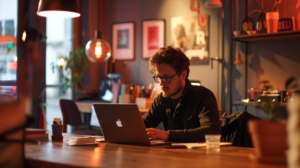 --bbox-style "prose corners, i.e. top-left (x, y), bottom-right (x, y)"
top-left (90, 106), bottom-right (100, 127)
